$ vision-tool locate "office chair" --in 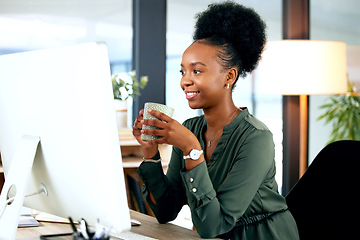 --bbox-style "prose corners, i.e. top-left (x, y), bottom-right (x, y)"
top-left (127, 174), bottom-right (148, 215)
top-left (286, 140), bottom-right (360, 240)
